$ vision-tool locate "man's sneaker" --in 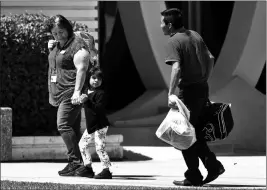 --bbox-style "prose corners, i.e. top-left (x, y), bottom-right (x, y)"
top-left (74, 166), bottom-right (94, 178)
top-left (173, 179), bottom-right (203, 186)
top-left (94, 168), bottom-right (112, 179)
top-left (58, 162), bottom-right (81, 176)
top-left (203, 165), bottom-right (225, 184)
